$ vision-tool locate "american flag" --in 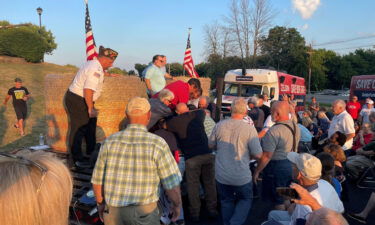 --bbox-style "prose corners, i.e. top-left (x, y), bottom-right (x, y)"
top-left (183, 33), bottom-right (199, 78)
top-left (85, 2), bottom-right (98, 61)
